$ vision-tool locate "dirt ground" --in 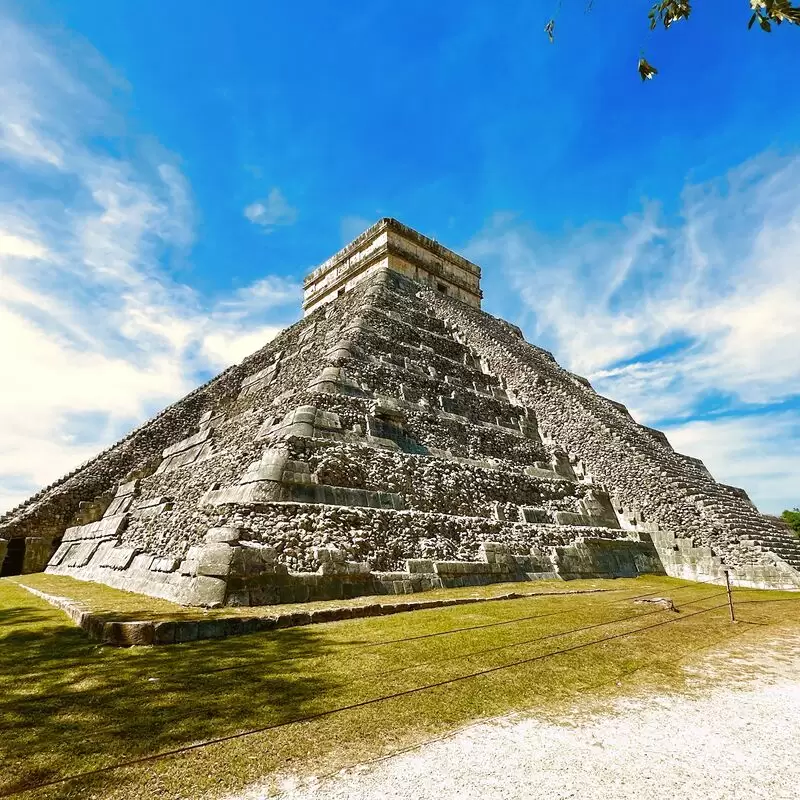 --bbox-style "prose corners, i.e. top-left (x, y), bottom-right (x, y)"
top-left (237, 627), bottom-right (800, 800)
